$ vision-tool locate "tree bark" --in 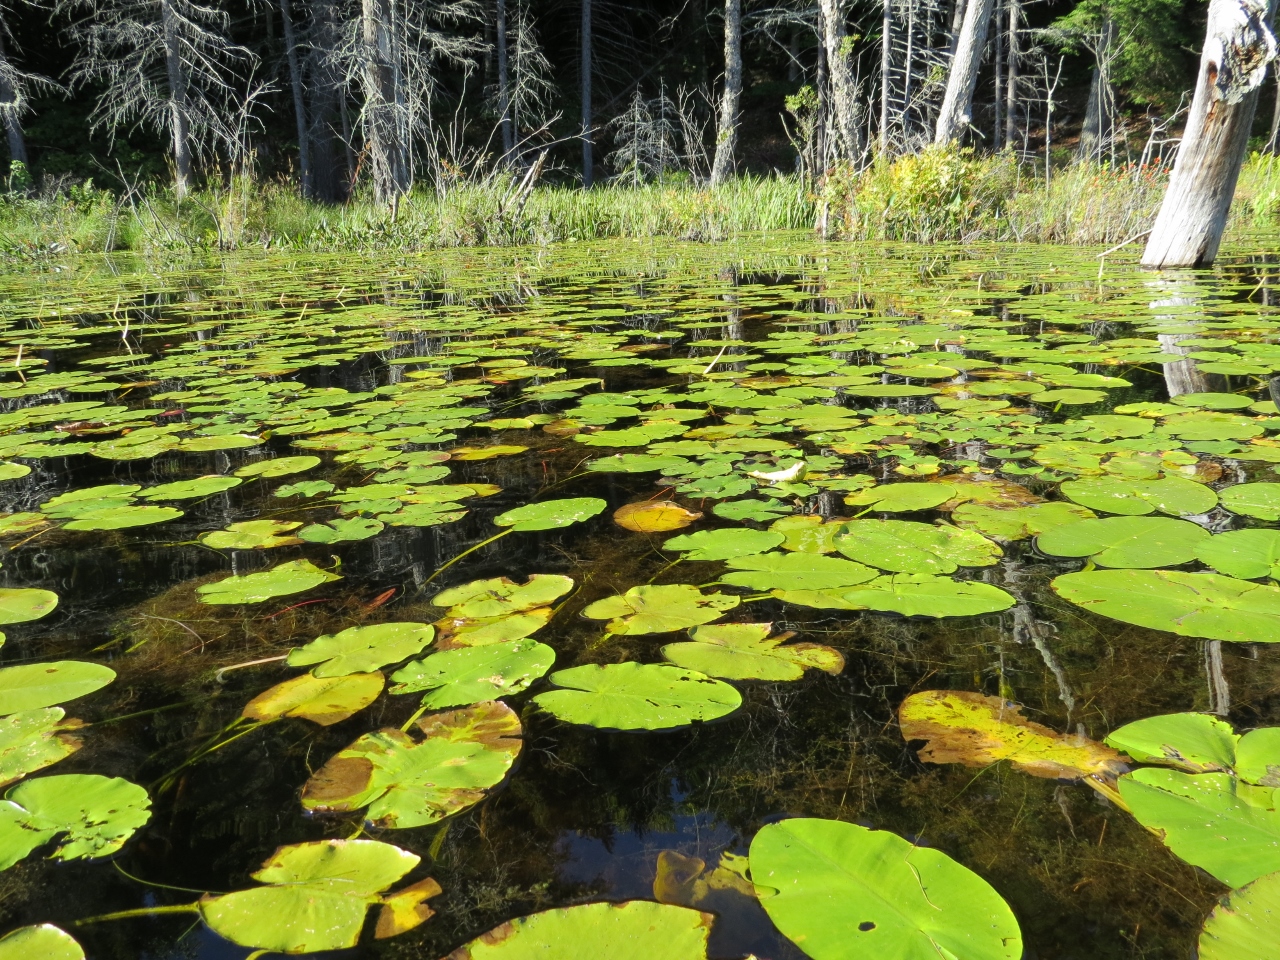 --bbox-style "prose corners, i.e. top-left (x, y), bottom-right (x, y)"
top-left (1004, 0), bottom-right (1018, 148)
top-left (0, 32), bottom-right (27, 169)
top-left (160, 0), bottom-right (193, 197)
top-left (934, 0), bottom-right (995, 143)
top-left (1078, 20), bottom-right (1114, 163)
top-left (819, 0), bottom-right (863, 162)
top-left (581, 0), bottom-right (592, 187)
top-left (496, 0), bottom-right (513, 160)
top-left (879, 0), bottom-right (890, 151)
top-left (361, 0), bottom-right (411, 201)
top-left (710, 0), bottom-right (742, 184)
top-left (1142, 0), bottom-right (1277, 268)
top-left (1269, 68), bottom-right (1280, 151)
top-left (993, 0), bottom-right (1003, 148)
top-left (279, 0), bottom-right (312, 197)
